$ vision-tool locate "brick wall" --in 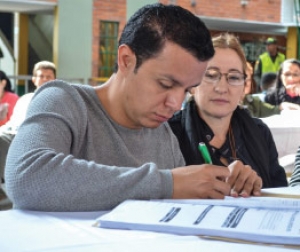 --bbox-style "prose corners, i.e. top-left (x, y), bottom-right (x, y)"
top-left (90, 0), bottom-right (284, 78)
top-left (92, 0), bottom-right (126, 78)
top-left (44, 0), bottom-right (285, 78)
top-left (161, 0), bottom-right (281, 23)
